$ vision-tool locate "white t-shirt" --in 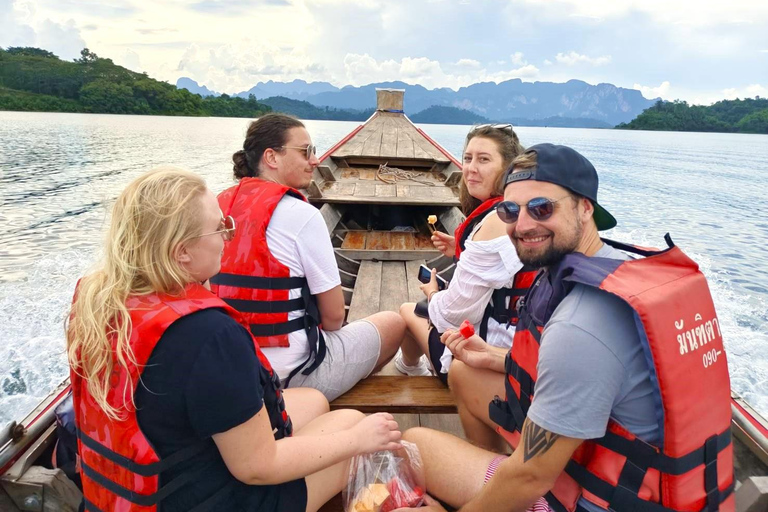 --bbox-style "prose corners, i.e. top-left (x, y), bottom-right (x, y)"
top-left (427, 211), bottom-right (523, 371)
top-left (259, 195), bottom-right (341, 379)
